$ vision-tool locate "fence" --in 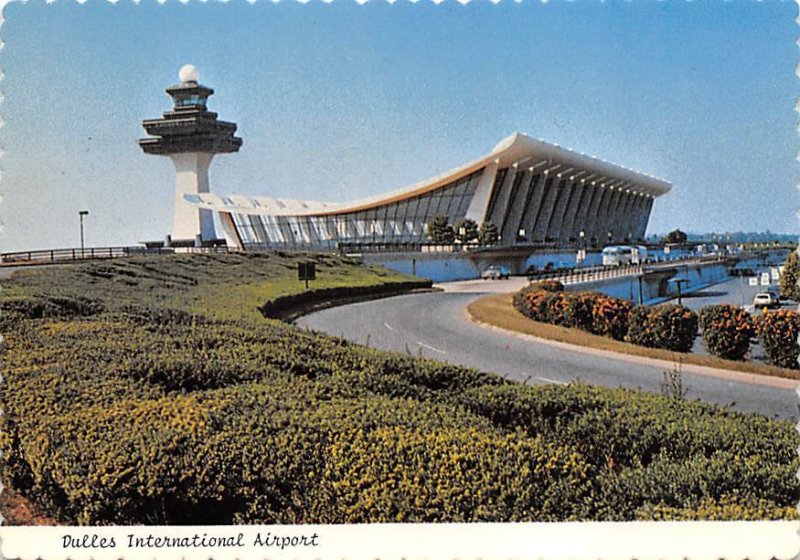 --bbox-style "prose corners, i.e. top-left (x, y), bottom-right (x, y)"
top-left (528, 254), bottom-right (733, 286)
top-left (0, 245), bottom-right (234, 266)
